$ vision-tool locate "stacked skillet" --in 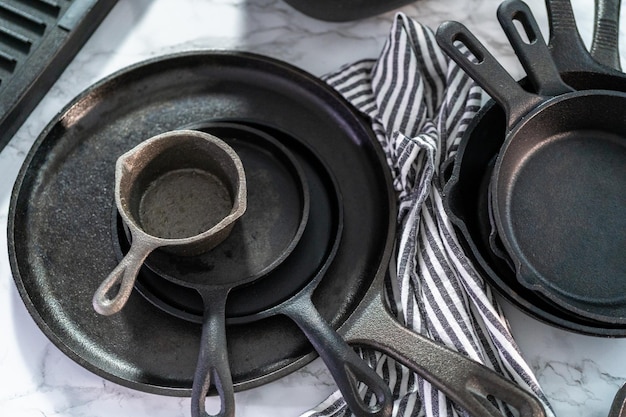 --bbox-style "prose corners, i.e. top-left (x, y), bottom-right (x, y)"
top-left (438, 0), bottom-right (626, 336)
top-left (8, 48), bottom-right (552, 417)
